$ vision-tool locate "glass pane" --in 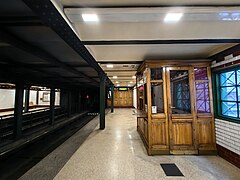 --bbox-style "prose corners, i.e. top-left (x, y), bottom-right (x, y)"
top-left (151, 82), bottom-right (164, 113)
top-left (194, 67), bottom-right (208, 80)
top-left (170, 70), bottom-right (191, 114)
top-left (238, 87), bottom-right (240, 100)
top-left (221, 87), bottom-right (237, 101)
top-left (151, 68), bottom-right (162, 80)
top-left (220, 71), bottom-right (236, 86)
top-left (221, 101), bottom-right (237, 117)
top-left (195, 82), bottom-right (210, 113)
top-left (237, 70), bottom-right (240, 85)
